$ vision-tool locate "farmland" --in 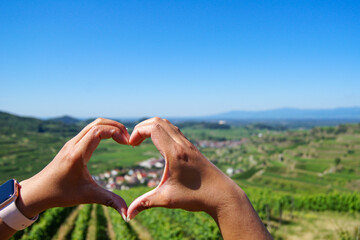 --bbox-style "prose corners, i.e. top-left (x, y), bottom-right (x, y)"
top-left (10, 188), bottom-right (360, 240)
top-left (1, 112), bottom-right (360, 239)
